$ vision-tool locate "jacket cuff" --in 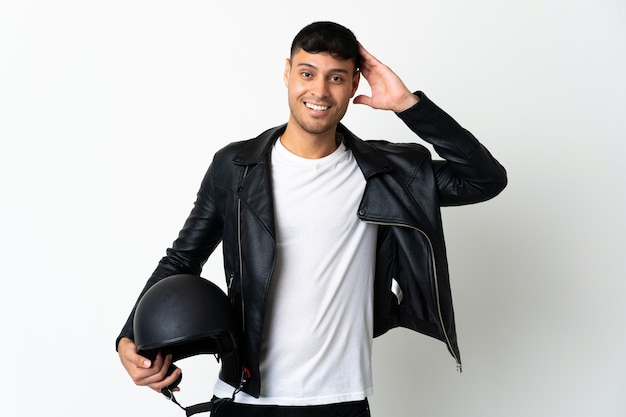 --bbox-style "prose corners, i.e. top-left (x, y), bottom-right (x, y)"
top-left (395, 90), bottom-right (427, 116)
